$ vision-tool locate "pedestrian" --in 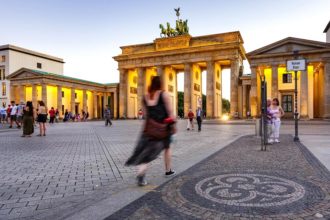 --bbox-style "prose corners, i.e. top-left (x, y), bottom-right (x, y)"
top-left (266, 99), bottom-right (274, 144)
top-left (0, 103), bottom-right (7, 126)
top-left (125, 76), bottom-right (176, 186)
top-left (104, 105), bottom-right (112, 126)
top-left (270, 98), bottom-right (284, 143)
top-left (187, 109), bottom-right (194, 130)
top-left (49, 107), bottom-right (55, 124)
top-left (138, 109), bottom-right (143, 120)
top-left (63, 109), bottom-right (69, 122)
top-left (16, 102), bottom-right (24, 128)
top-left (85, 111), bottom-right (89, 121)
top-left (196, 107), bottom-right (203, 132)
top-left (6, 104), bottom-right (11, 124)
top-left (21, 101), bottom-right (34, 137)
top-left (9, 101), bottom-right (20, 128)
top-left (37, 101), bottom-right (47, 136)
top-left (55, 109), bottom-right (59, 123)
